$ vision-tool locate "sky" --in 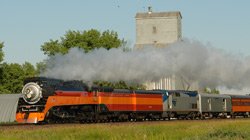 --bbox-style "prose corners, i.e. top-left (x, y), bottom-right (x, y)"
top-left (1, 0), bottom-right (250, 65)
